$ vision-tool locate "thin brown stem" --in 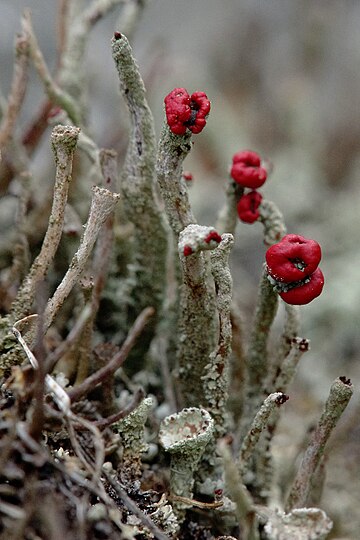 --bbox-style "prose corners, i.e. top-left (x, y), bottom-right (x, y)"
top-left (67, 306), bottom-right (155, 402)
